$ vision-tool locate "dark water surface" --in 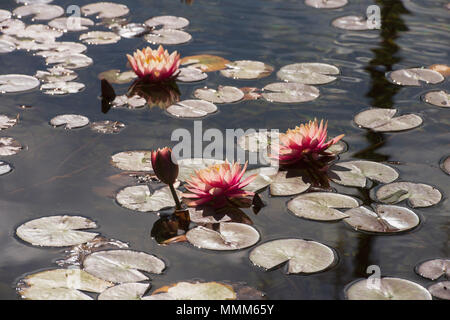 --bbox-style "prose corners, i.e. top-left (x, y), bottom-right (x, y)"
top-left (0, 0), bottom-right (449, 299)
